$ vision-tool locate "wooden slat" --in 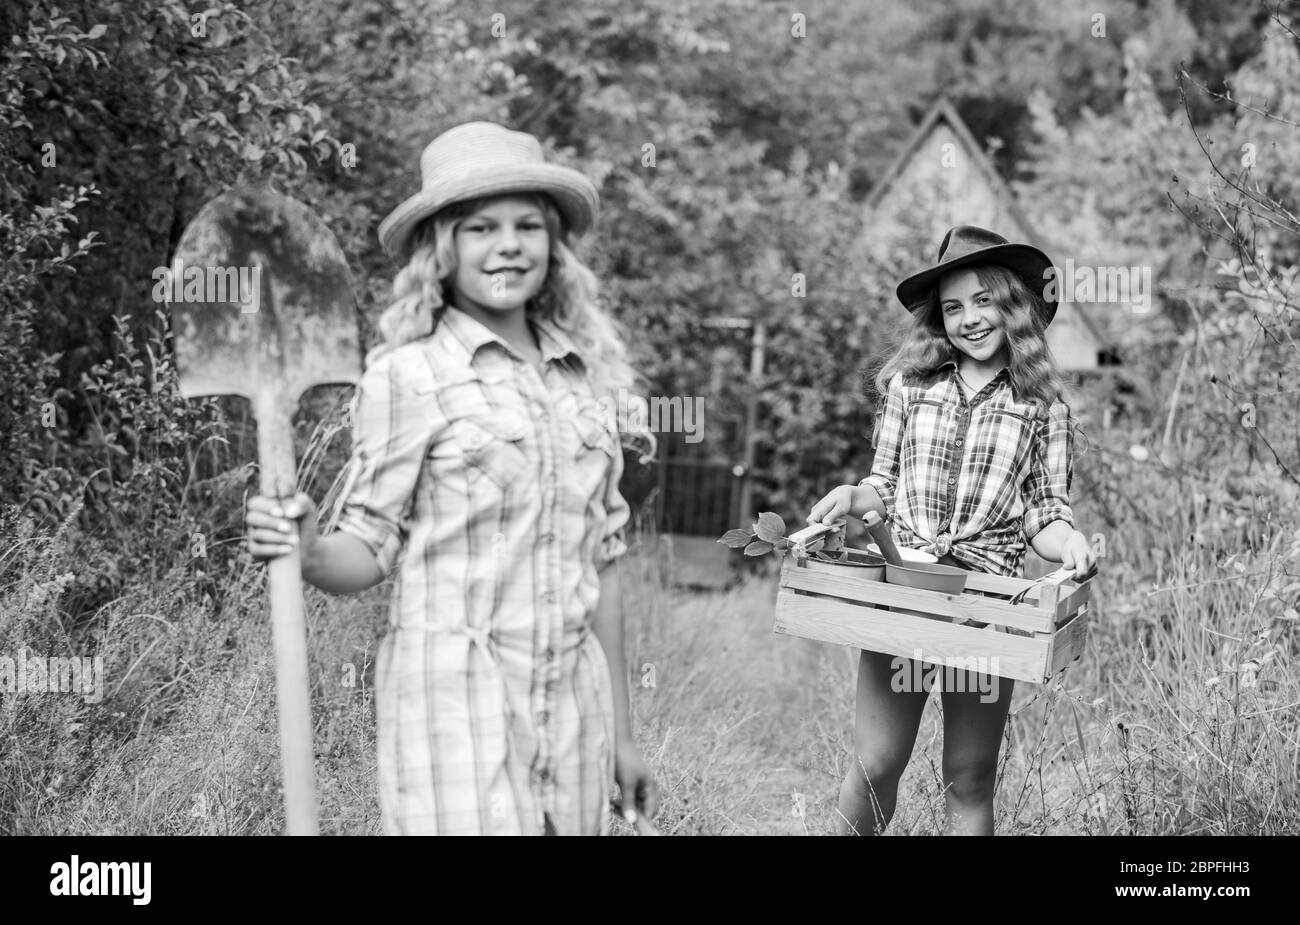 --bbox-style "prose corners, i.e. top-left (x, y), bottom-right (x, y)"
top-left (773, 592), bottom-right (1051, 682)
top-left (1046, 576), bottom-right (1093, 624)
top-left (970, 571), bottom-right (1095, 612)
top-left (779, 561), bottom-right (1057, 633)
top-left (1047, 606), bottom-right (1089, 675)
top-left (1060, 579), bottom-right (1092, 618)
top-left (959, 571), bottom-right (1036, 596)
